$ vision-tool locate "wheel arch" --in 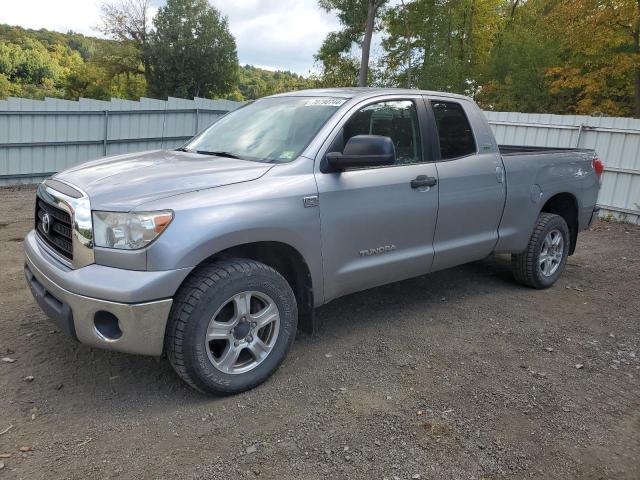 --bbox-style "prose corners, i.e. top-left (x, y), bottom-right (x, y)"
top-left (539, 192), bottom-right (579, 255)
top-left (195, 241), bottom-right (315, 327)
